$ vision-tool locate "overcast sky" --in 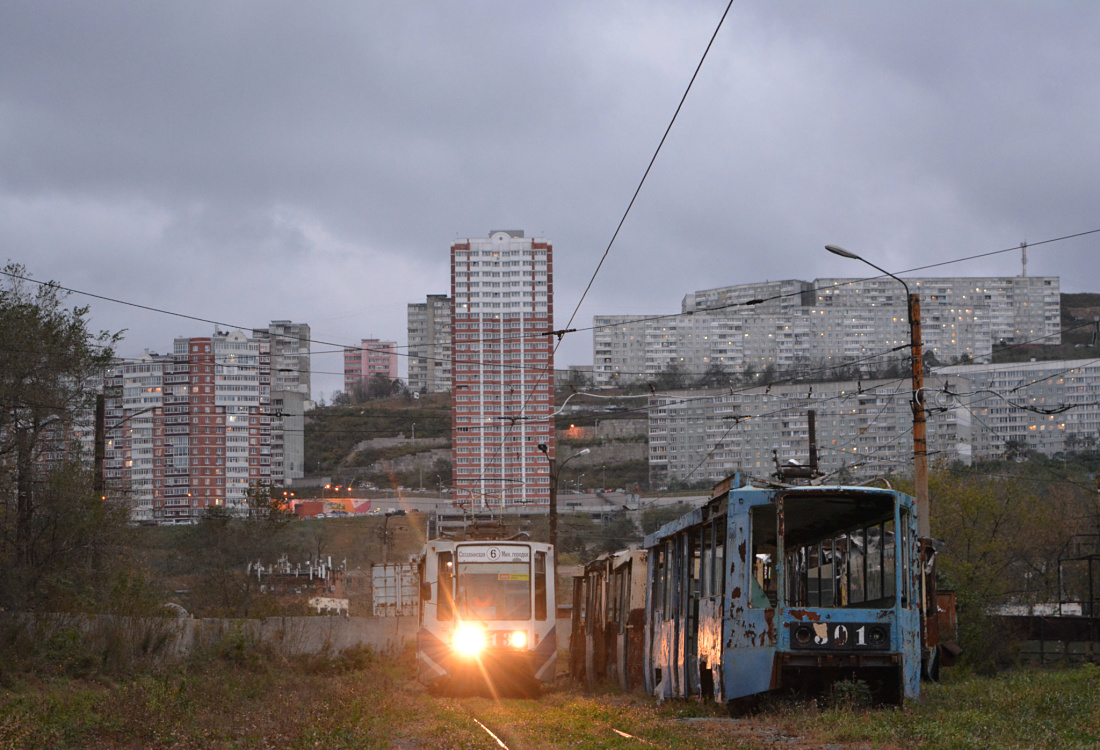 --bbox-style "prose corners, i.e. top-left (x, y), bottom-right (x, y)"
top-left (3, 1), bottom-right (1099, 401)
